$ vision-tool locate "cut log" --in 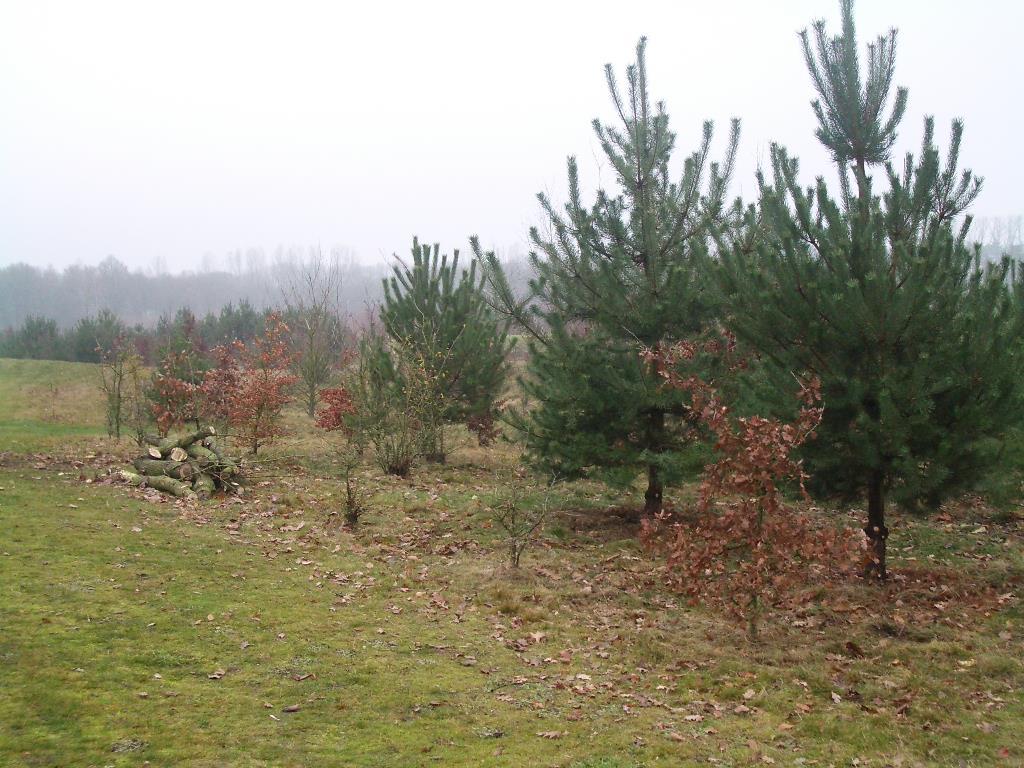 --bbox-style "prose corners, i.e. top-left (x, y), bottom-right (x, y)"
top-left (145, 426), bottom-right (217, 457)
top-left (186, 444), bottom-right (218, 468)
top-left (145, 475), bottom-right (198, 500)
top-left (203, 437), bottom-right (239, 477)
top-left (118, 469), bottom-right (145, 487)
top-left (132, 458), bottom-right (195, 481)
top-left (118, 469), bottom-right (197, 500)
top-left (192, 472), bottom-right (216, 499)
top-left (123, 426), bottom-right (238, 501)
